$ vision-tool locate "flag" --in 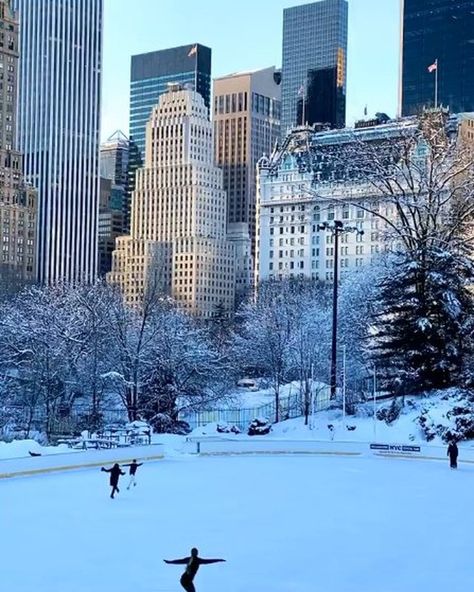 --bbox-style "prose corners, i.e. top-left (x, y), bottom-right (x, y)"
top-left (188, 45), bottom-right (197, 58)
top-left (298, 85), bottom-right (305, 96)
top-left (428, 59), bottom-right (438, 73)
